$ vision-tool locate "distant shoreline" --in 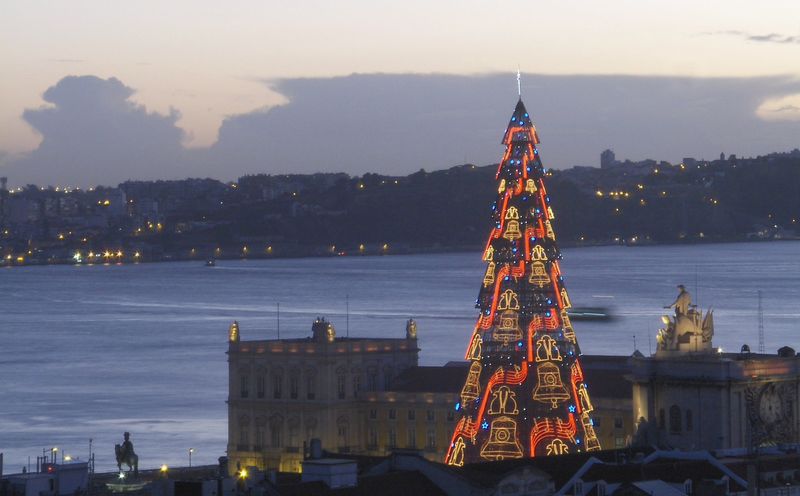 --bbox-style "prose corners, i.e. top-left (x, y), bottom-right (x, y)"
top-left (3, 237), bottom-right (797, 269)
